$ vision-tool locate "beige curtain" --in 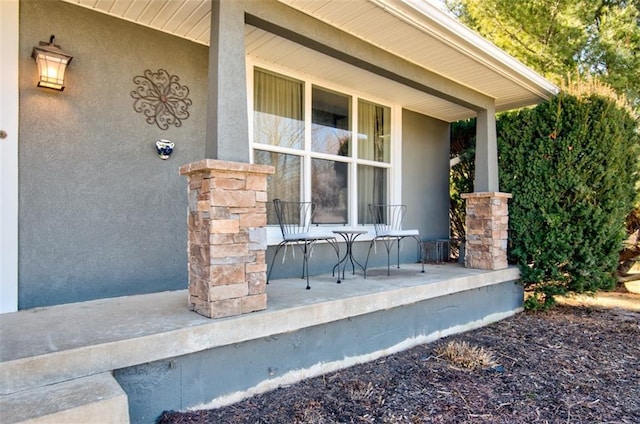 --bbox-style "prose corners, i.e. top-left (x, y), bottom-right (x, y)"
top-left (253, 69), bottom-right (305, 223)
top-left (357, 101), bottom-right (390, 223)
top-left (357, 100), bottom-right (390, 162)
top-left (253, 69), bottom-right (304, 149)
top-left (255, 151), bottom-right (301, 224)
